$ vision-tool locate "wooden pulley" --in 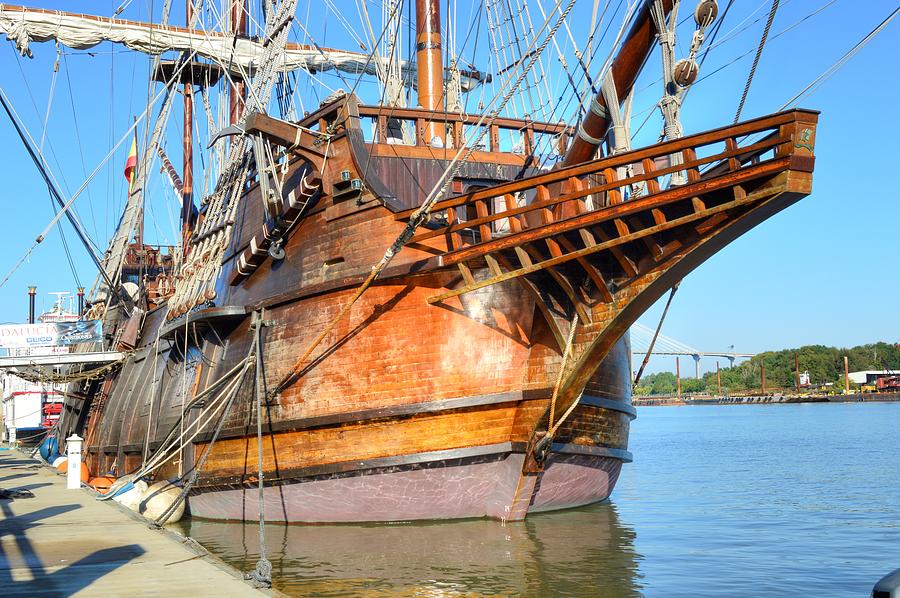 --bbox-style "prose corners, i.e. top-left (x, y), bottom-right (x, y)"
top-left (674, 59), bottom-right (700, 87)
top-left (694, 0), bottom-right (718, 25)
top-left (204, 289), bottom-right (217, 301)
